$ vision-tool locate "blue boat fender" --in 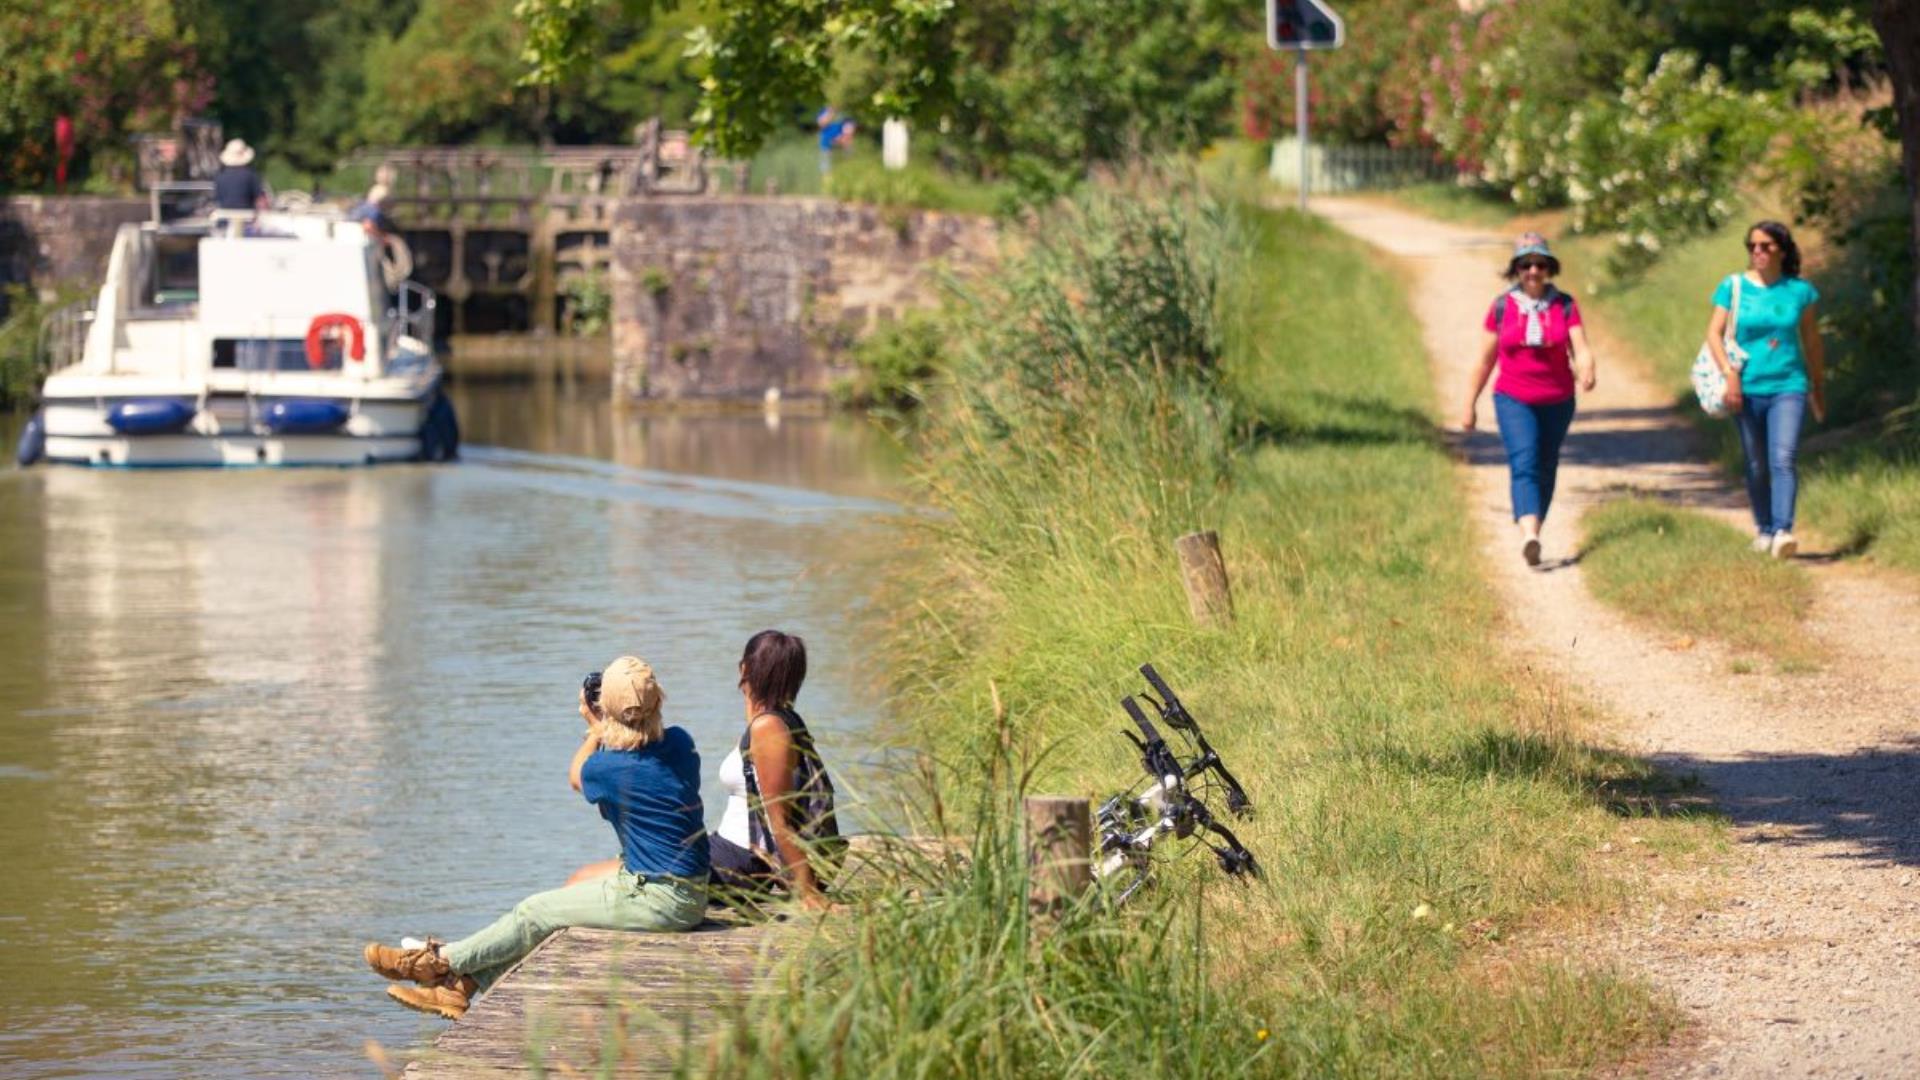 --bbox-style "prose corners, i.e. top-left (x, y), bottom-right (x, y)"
top-left (14, 410), bottom-right (46, 466)
top-left (418, 392), bottom-right (460, 463)
top-left (262, 400), bottom-right (351, 435)
top-left (106, 399), bottom-right (197, 436)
